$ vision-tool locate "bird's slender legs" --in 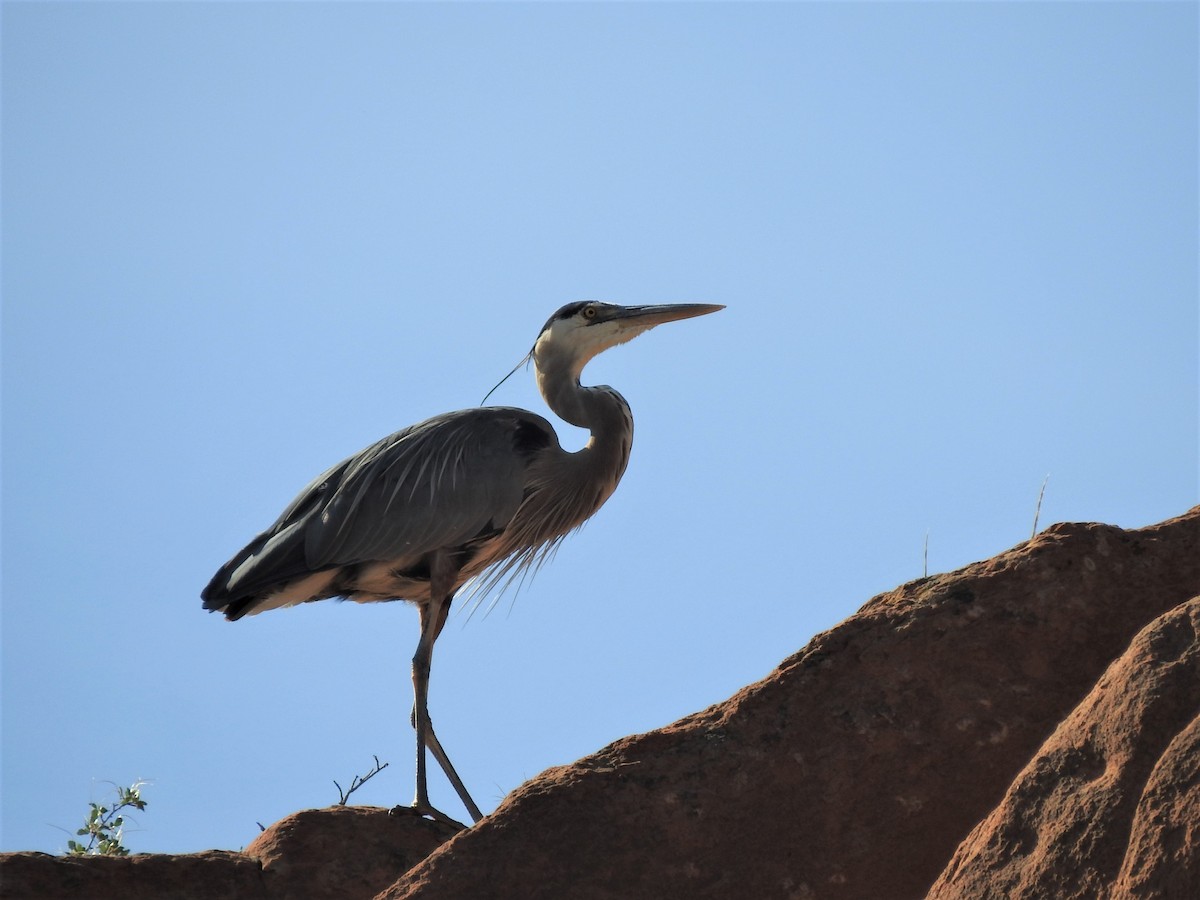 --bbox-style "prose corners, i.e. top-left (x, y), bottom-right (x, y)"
top-left (422, 711), bottom-right (484, 823)
top-left (401, 550), bottom-right (484, 828)
top-left (409, 596), bottom-right (441, 817)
